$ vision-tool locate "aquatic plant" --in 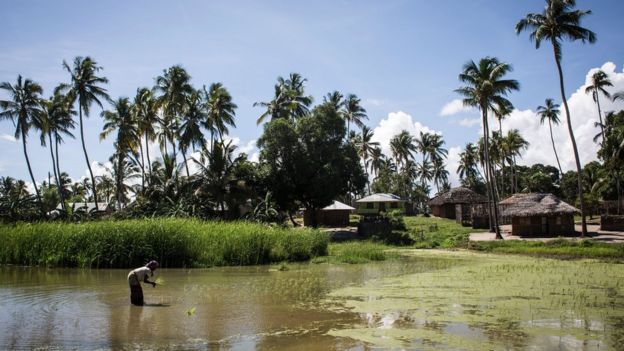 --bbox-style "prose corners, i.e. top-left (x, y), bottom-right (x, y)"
top-left (0, 218), bottom-right (328, 268)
